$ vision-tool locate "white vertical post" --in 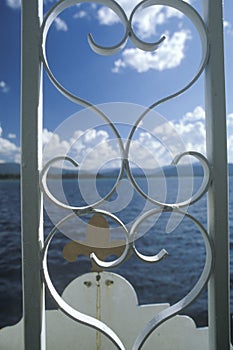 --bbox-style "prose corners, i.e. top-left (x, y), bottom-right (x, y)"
top-left (203, 1), bottom-right (230, 349)
top-left (21, 1), bottom-right (45, 349)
